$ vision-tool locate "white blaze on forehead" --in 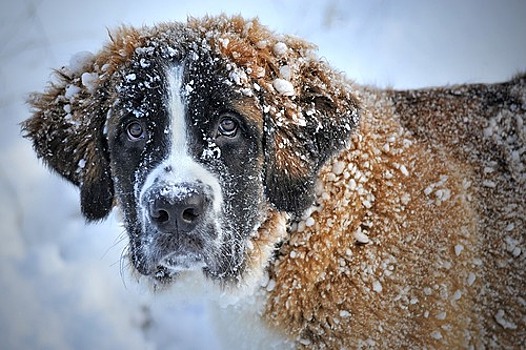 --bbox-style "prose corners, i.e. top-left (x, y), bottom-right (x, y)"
top-left (139, 65), bottom-right (223, 213)
top-left (167, 65), bottom-right (187, 156)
